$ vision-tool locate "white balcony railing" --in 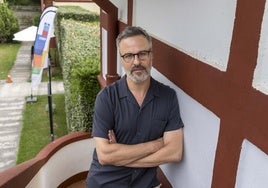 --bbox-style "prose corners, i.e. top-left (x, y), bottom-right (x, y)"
top-left (0, 132), bottom-right (93, 188)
